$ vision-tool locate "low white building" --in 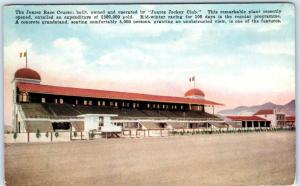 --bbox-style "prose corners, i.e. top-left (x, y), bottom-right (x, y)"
top-left (253, 109), bottom-right (286, 127)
